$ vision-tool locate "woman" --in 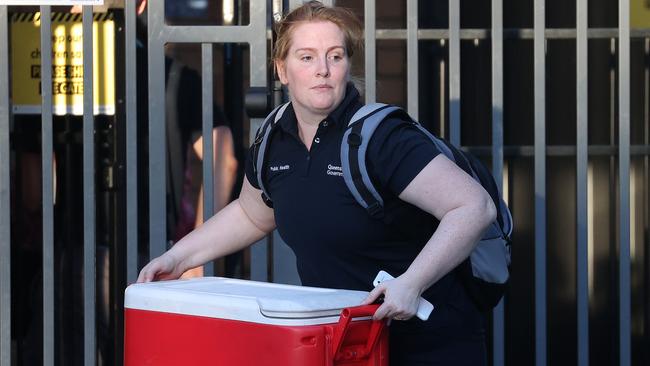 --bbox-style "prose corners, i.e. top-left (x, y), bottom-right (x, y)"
top-left (138, 2), bottom-right (496, 364)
